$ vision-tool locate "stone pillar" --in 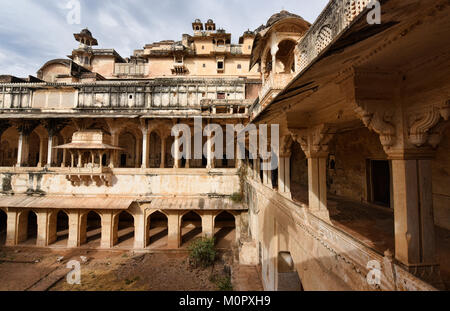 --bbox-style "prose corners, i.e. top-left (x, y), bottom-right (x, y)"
top-left (307, 156), bottom-right (328, 219)
top-left (141, 129), bottom-right (149, 169)
top-left (133, 213), bottom-right (146, 249)
top-left (38, 137), bottom-right (45, 168)
top-left (70, 152), bottom-right (75, 168)
top-left (16, 131), bottom-right (29, 167)
top-left (47, 131), bottom-right (53, 167)
top-left (111, 131), bottom-right (119, 168)
top-left (36, 210), bottom-right (50, 247)
top-left (101, 211), bottom-right (115, 248)
top-left (77, 151), bottom-right (82, 168)
top-left (291, 125), bottom-right (335, 222)
top-left (173, 133), bottom-right (180, 169)
top-left (6, 209), bottom-right (18, 246)
top-left (390, 156), bottom-right (436, 267)
top-left (262, 159), bottom-right (273, 188)
top-left (278, 156), bottom-right (291, 198)
top-left (68, 210), bottom-right (86, 248)
top-left (201, 211), bottom-right (215, 238)
top-left (161, 136), bottom-right (166, 168)
top-left (61, 139), bottom-right (67, 168)
top-left (167, 211), bottom-right (181, 249)
top-left (206, 135), bottom-right (213, 169)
